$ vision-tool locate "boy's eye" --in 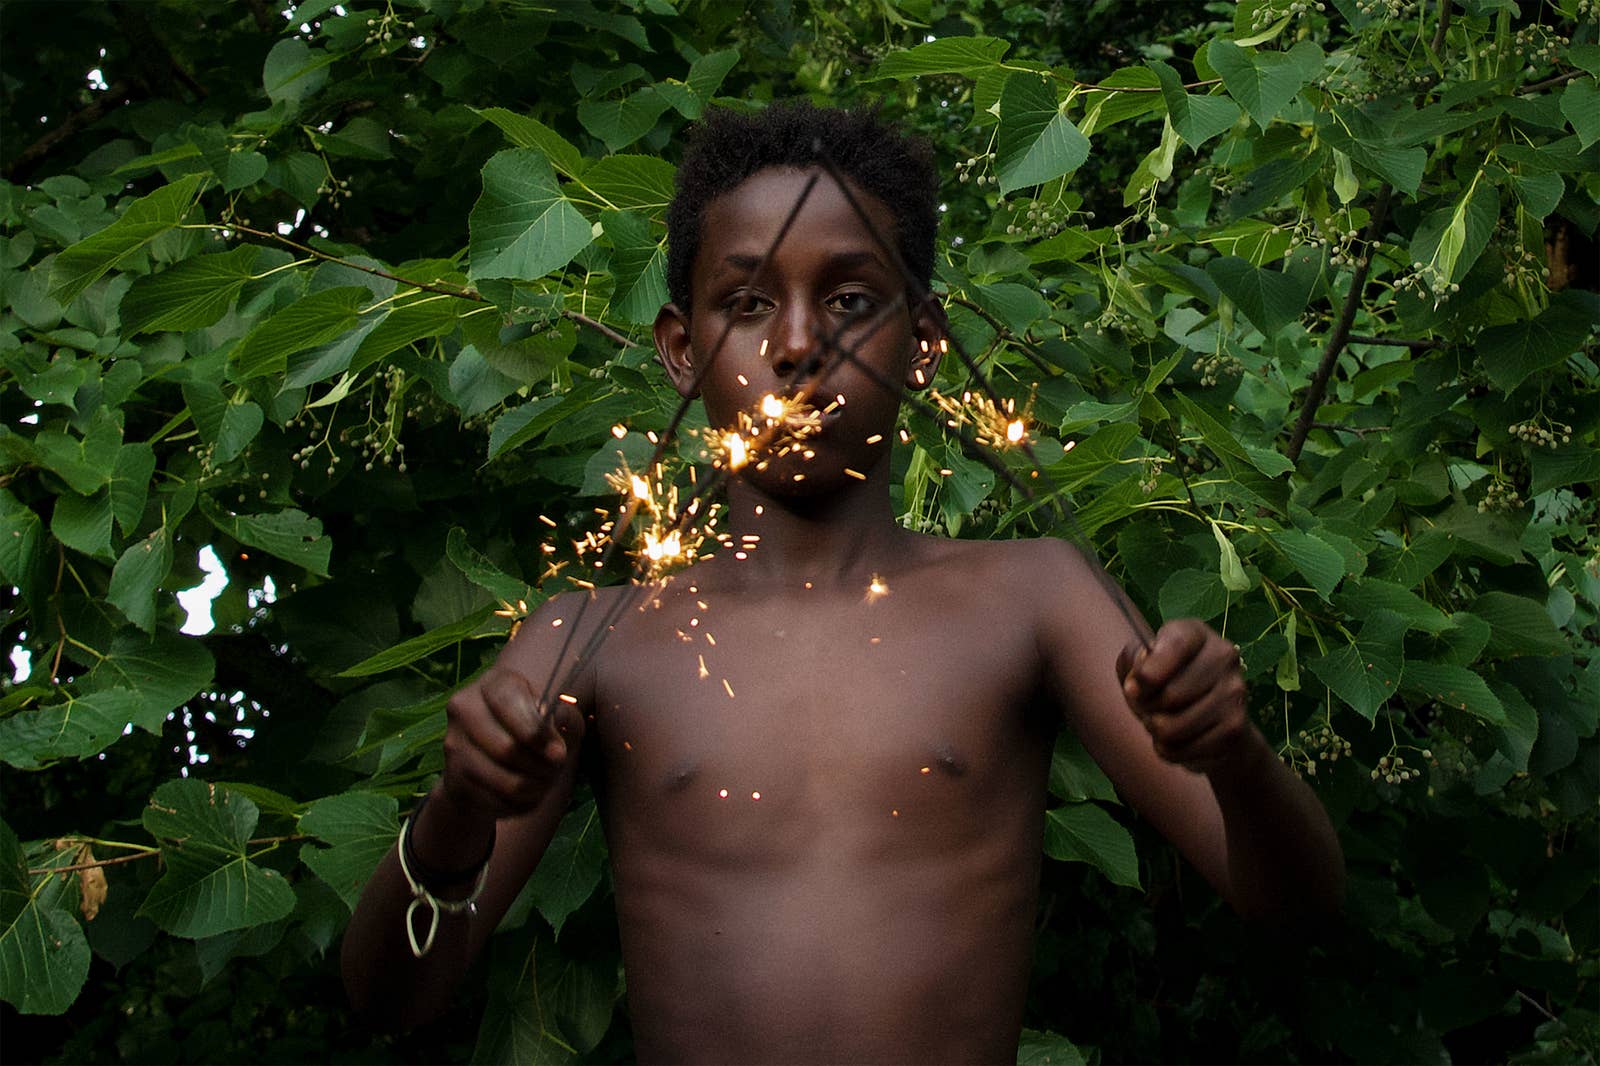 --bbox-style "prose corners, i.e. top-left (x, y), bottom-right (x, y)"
top-left (725, 292), bottom-right (773, 316)
top-left (826, 291), bottom-right (876, 316)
